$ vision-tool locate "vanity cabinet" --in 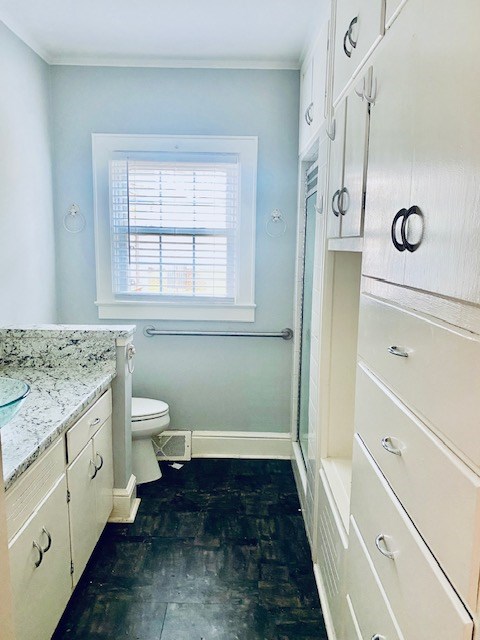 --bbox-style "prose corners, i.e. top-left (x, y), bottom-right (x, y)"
top-left (327, 69), bottom-right (370, 239)
top-left (8, 474), bottom-right (71, 640)
top-left (331, 0), bottom-right (384, 105)
top-left (363, 0), bottom-right (480, 304)
top-left (5, 387), bottom-right (114, 639)
top-left (299, 20), bottom-right (330, 155)
top-left (67, 417), bottom-right (113, 586)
